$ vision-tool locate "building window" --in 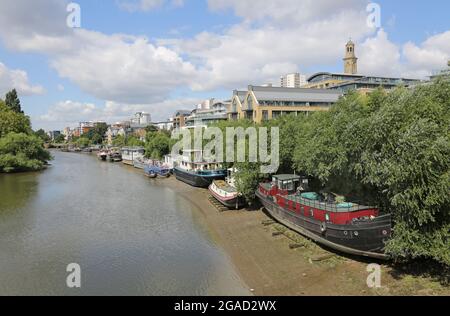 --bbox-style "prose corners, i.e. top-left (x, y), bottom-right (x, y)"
top-left (247, 95), bottom-right (253, 110)
top-left (262, 111), bottom-right (269, 121)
